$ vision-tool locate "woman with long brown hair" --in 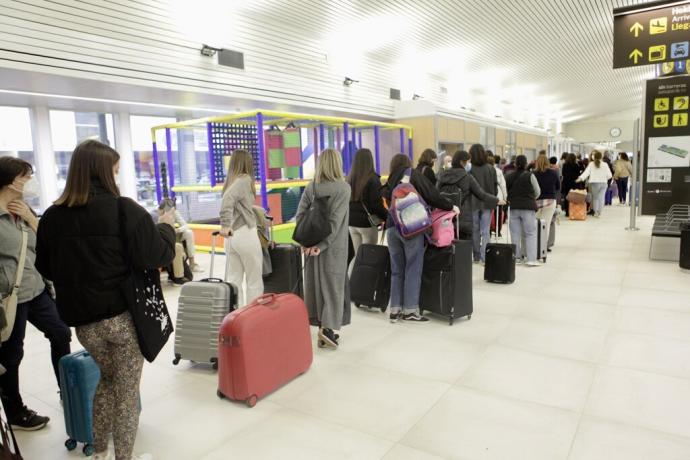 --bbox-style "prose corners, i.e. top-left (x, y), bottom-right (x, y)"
top-left (346, 148), bottom-right (387, 272)
top-left (36, 139), bottom-right (175, 460)
top-left (220, 149), bottom-right (263, 306)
